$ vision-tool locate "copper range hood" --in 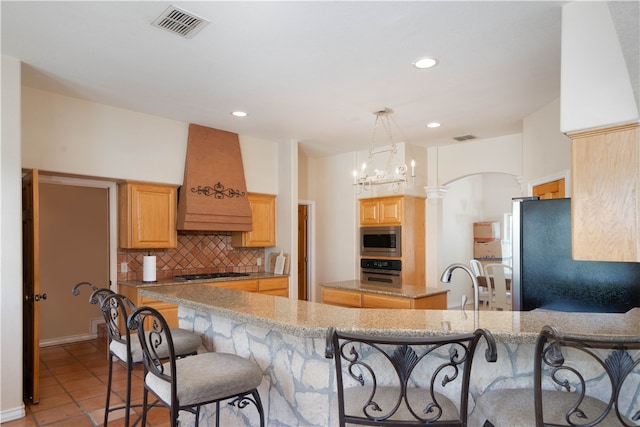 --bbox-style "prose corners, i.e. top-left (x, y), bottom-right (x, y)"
top-left (176, 124), bottom-right (252, 231)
